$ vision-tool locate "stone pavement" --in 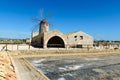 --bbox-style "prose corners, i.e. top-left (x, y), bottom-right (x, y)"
top-left (11, 56), bottom-right (49, 80)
